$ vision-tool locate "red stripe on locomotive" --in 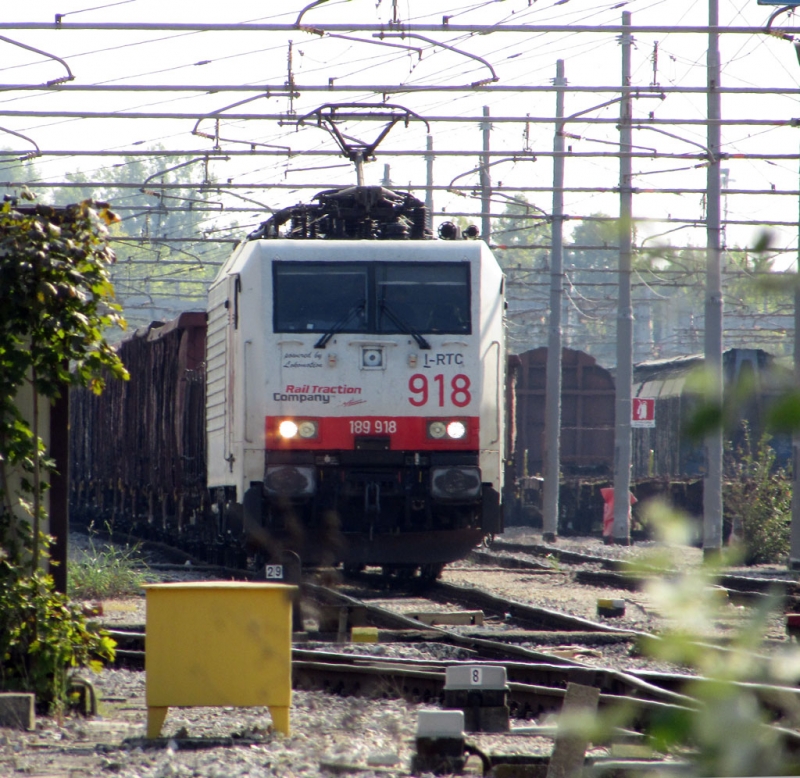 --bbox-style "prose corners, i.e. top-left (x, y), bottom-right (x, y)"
top-left (265, 416), bottom-right (479, 450)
